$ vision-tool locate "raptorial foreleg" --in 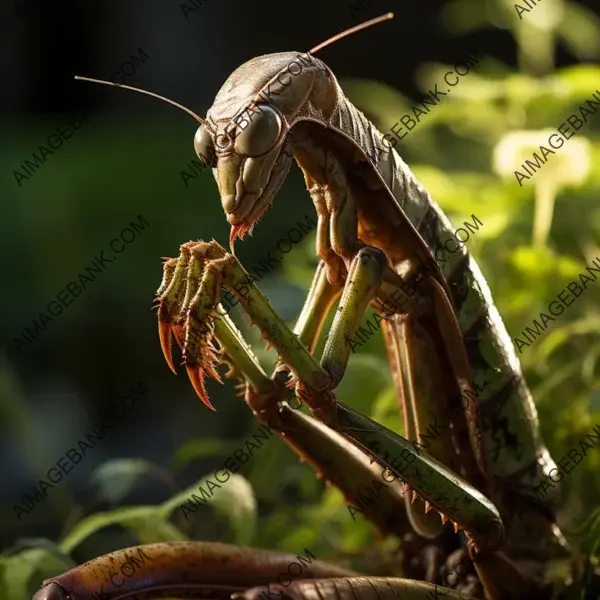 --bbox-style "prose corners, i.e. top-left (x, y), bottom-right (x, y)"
top-left (154, 241), bottom-right (505, 560)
